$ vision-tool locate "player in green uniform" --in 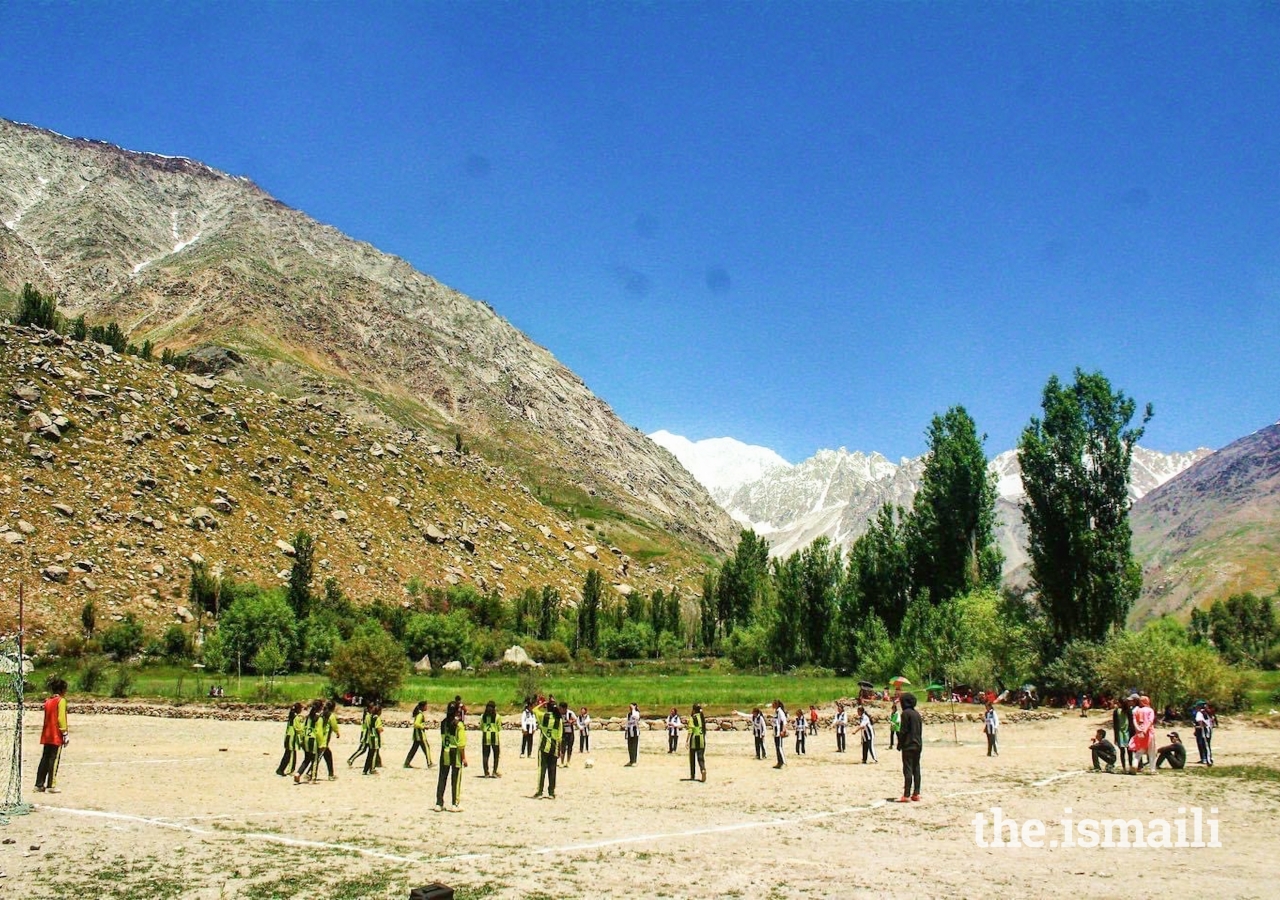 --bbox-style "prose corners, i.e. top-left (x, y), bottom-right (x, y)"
top-left (434, 702), bottom-right (463, 811)
top-left (276, 702), bottom-right (302, 777)
top-left (361, 703), bottom-right (383, 775)
top-left (294, 700), bottom-right (322, 784)
top-left (404, 701), bottom-right (434, 768)
top-left (533, 700), bottom-right (563, 799)
top-left (687, 703), bottom-right (707, 782)
top-left (480, 700), bottom-right (502, 777)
